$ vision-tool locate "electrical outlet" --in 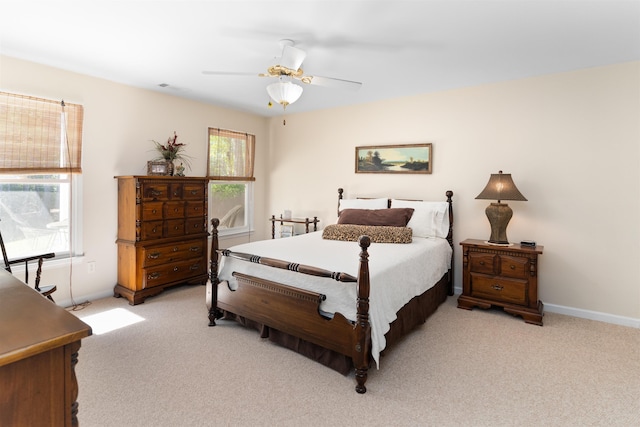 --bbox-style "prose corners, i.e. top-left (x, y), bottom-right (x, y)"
top-left (87, 261), bottom-right (96, 274)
